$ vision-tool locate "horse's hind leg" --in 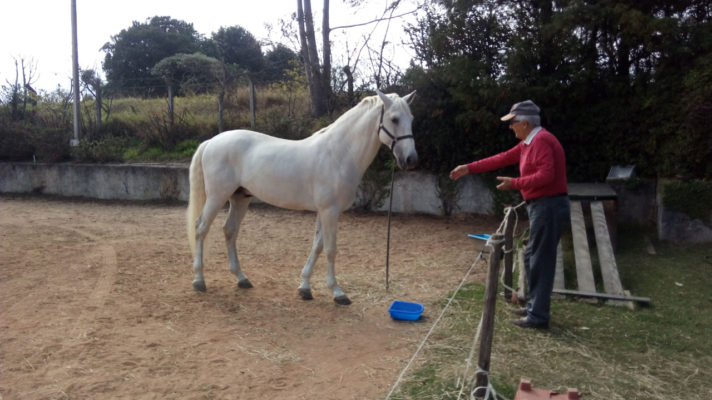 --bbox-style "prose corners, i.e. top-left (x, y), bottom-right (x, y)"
top-left (193, 196), bottom-right (228, 292)
top-left (224, 193), bottom-right (252, 289)
top-left (298, 218), bottom-right (323, 300)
